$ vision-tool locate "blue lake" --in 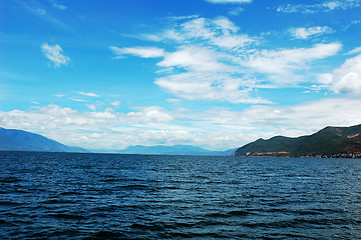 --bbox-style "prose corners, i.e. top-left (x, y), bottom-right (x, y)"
top-left (1, 151), bottom-right (361, 239)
